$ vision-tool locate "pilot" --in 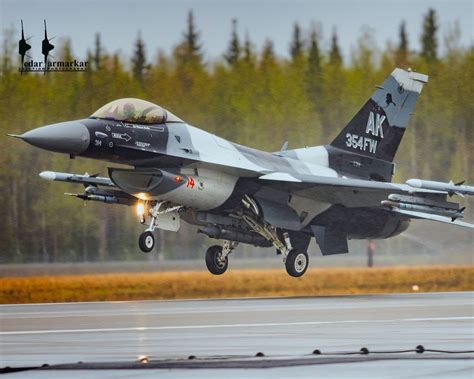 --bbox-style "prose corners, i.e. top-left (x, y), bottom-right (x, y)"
top-left (123, 102), bottom-right (137, 121)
